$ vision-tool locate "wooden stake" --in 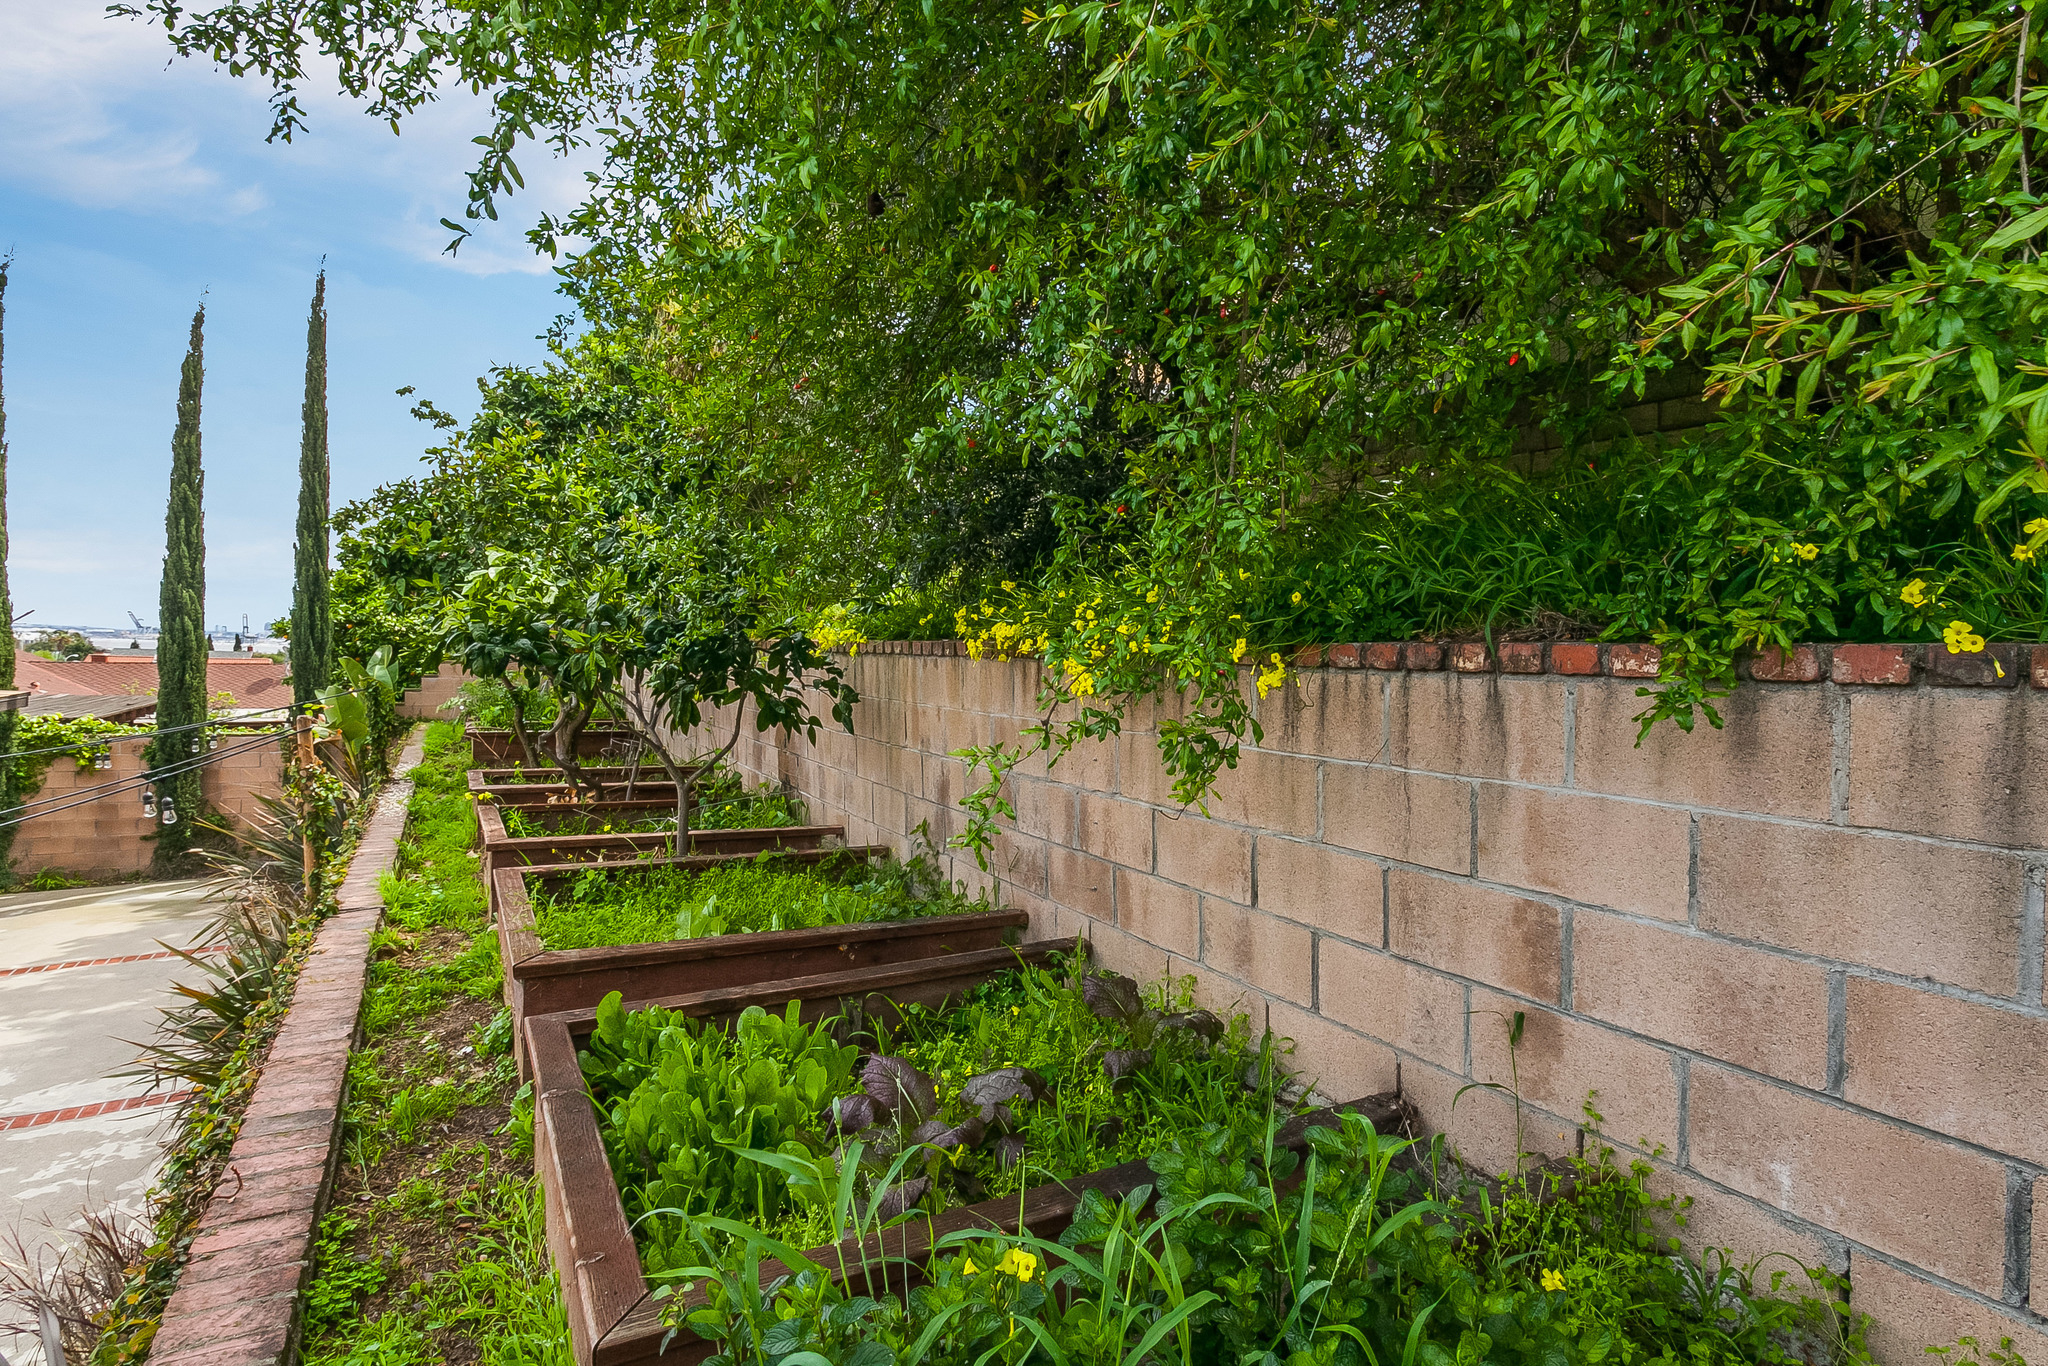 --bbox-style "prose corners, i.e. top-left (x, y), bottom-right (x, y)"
top-left (296, 713), bottom-right (316, 904)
